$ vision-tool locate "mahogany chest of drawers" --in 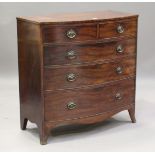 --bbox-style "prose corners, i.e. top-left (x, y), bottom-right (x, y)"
top-left (17, 11), bottom-right (138, 145)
